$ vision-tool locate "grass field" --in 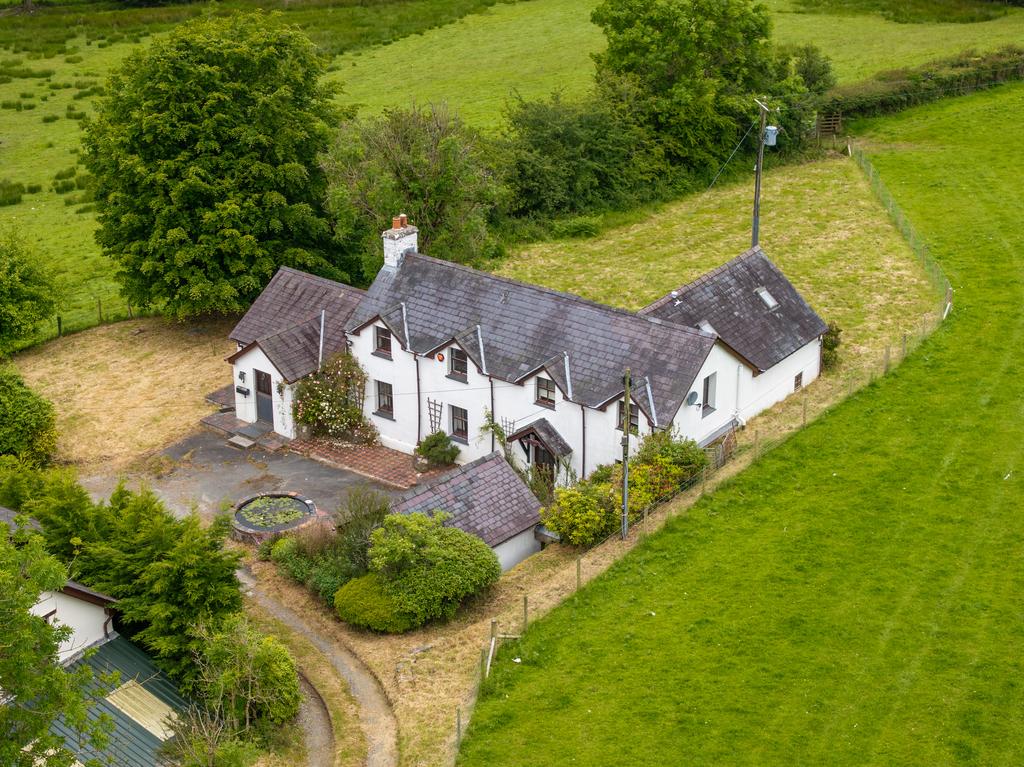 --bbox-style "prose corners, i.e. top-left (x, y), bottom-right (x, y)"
top-left (500, 156), bottom-right (936, 368)
top-left (458, 83), bottom-right (1024, 766)
top-left (3, 0), bottom-right (1022, 339)
top-left (336, 0), bottom-right (1024, 126)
